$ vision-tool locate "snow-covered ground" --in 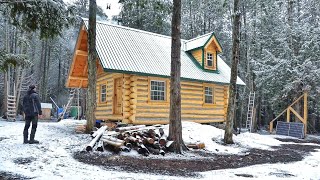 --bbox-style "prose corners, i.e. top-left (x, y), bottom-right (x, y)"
top-left (0, 119), bottom-right (319, 180)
